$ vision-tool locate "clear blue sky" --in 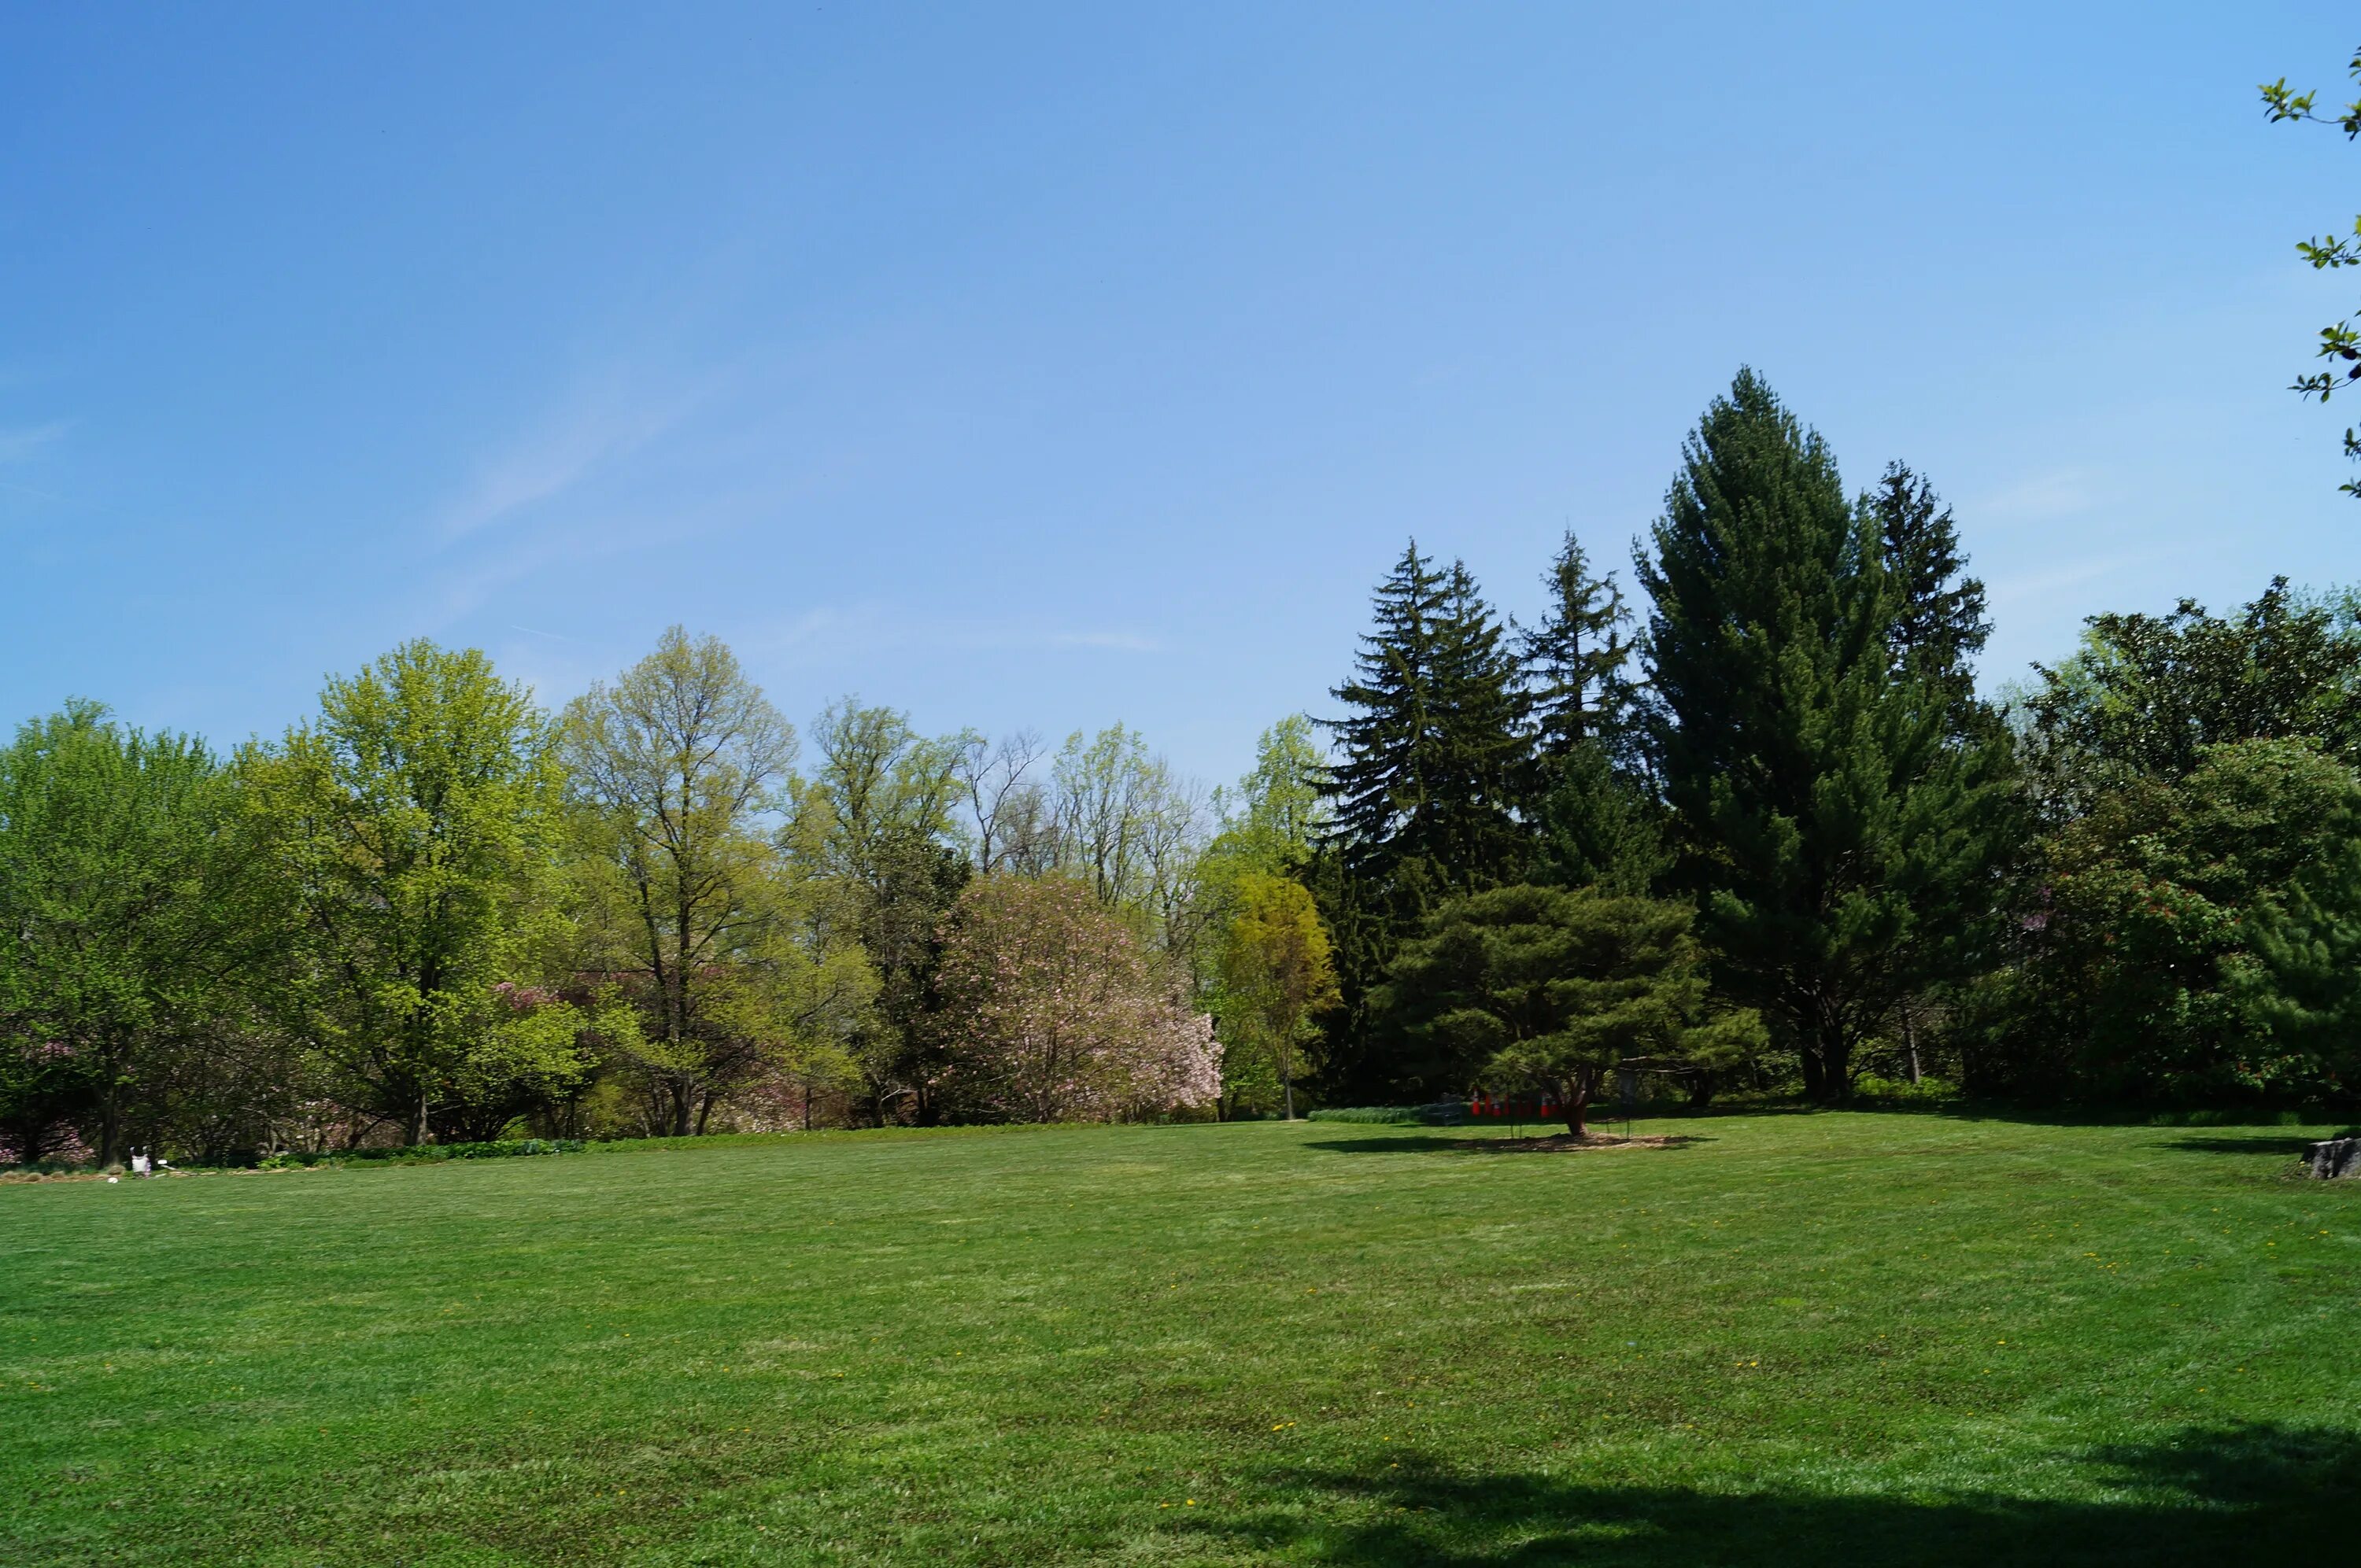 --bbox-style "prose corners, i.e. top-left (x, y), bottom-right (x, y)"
top-left (6, 4), bottom-right (2359, 788)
